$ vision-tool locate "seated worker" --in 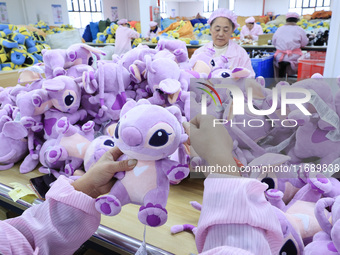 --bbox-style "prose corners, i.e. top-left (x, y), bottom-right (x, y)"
top-left (272, 12), bottom-right (308, 76)
top-left (240, 16), bottom-right (263, 41)
top-left (146, 21), bottom-right (161, 41)
top-left (191, 8), bottom-right (255, 77)
top-left (115, 18), bottom-right (140, 56)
